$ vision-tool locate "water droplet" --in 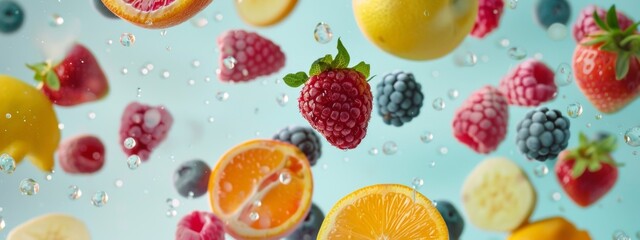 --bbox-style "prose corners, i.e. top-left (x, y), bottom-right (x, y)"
top-left (508, 0), bottom-right (518, 9)
top-left (382, 141), bottom-right (398, 155)
top-left (140, 67), bottom-right (149, 75)
top-left (204, 76), bottom-right (211, 83)
top-left (368, 147), bottom-right (379, 156)
top-left (420, 131), bottom-right (434, 143)
top-left (624, 127), bottom-right (640, 147)
top-left (253, 200), bottom-right (262, 207)
top-left (166, 198), bottom-right (180, 208)
top-left (44, 173), bottom-right (52, 181)
top-left (454, 51), bottom-right (477, 67)
top-left (88, 112), bottom-right (96, 119)
top-left (613, 230), bottom-right (630, 240)
top-left (429, 161), bottom-right (436, 168)
top-left (0, 216), bottom-right (4, 231)
top-left (121, 67), bottom-right (128, 75)
top-left (68, 185), bottom-right (82, 200)
top-left (50, 14), bottom-right (64, 26)
top-left (58, 123), bottom-right (65, 130)
top-left (322, 163), bottom-right (328, 170)
top-left (114, 179), bottom-right (124, 188)
top-left (123, 137), bottom-right (136, 149)
top-left (423, 10), bottom-right (430, 17)
top-left (191, 16), bottom-right (208, 27)
top-left (5, 113), bottom-right (11, 119)
top-left (276, 93), bottom-right (289, 106)
top-left (0, 154), bottom-right (16, 174)
top-left (160, 29), bottom-right (167, 36)
top-left (314, 22), bottom-right (333, 44)
top-left (223, 56), bottom-right (237, 69)
top-left (278, 171), bottom-right (292, 185)
top-left (120, 33), bottom-right (135, 47)
top-left (551, 192), bottom-right (561, 201)
top-left (187, 79), bottom-right (196, 85)
top-left (216, 92), bottom-right (229, 101)
top-left (439, 147), bottom-right (449, 155)
top-left (508, 47), bottom-right (527, 60)
top-left (555, 63), bottom-right (573, 86)
top-left (448, 89), bottom-right (459, 100)
top-left (249, 212), bottom-right (260, 221)
top-left (566, 103), bottom-right (583, 118)
top-left (214, 12), bottom-right (223, 21)
top-left (127, 155), bottom-right (141, 170)
top-left (595, 114), bottom-right (603, 120)
top-left (192, 60), bottom-right (201, 68)
top-left (547, 23), bottom-right (568, 40)
top-left (432, 98), bottom-right (445, 111)
top-left (533, 164), bottom-right (549, 177)
top-left (586, 123), bottom-right (592, 128)
top-left (411, 177), bottom-right (424, 190)
top-left (166, 209), bottom-right (177, 217)
top-left (160, 71), bottom-right (170, 79)
top-left (431, 200), bottom-right (438, 207)
top-left (91, 191), bottom-right (108, 207)
top-left (498, 38), bottom-right (510, 48)
top-left (19, 178), bottom-right (39, 196)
